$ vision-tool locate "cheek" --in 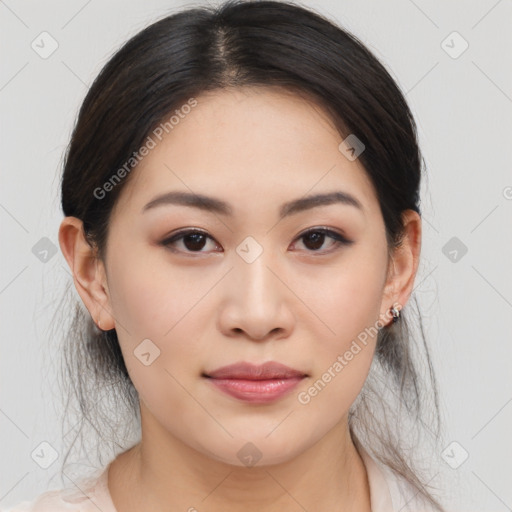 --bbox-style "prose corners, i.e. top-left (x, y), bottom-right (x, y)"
top-left (310, 255), bottom-right (386, 348)
top-left (106, 256), bottom-right (206, 421)
top-left (105, 244), bottom-right (217, 388)
top-left (299, 249), bottom-right (387, 410)
top-left (298, 270), bottom-right (384, 421)
top-left (106, 239), bottom-right (215, 339)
